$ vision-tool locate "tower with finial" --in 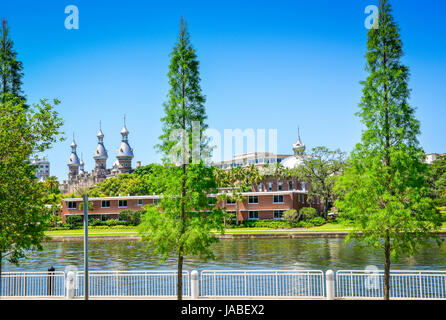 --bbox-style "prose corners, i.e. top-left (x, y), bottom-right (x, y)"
top-left (116, 115), bottom-right (134, 173)
top-left (292, 126), bottom-right (306, 156)
top-left (93, 121), bottom-right (108, 177)
top-left (67, 133), bottom-right (80, 180)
